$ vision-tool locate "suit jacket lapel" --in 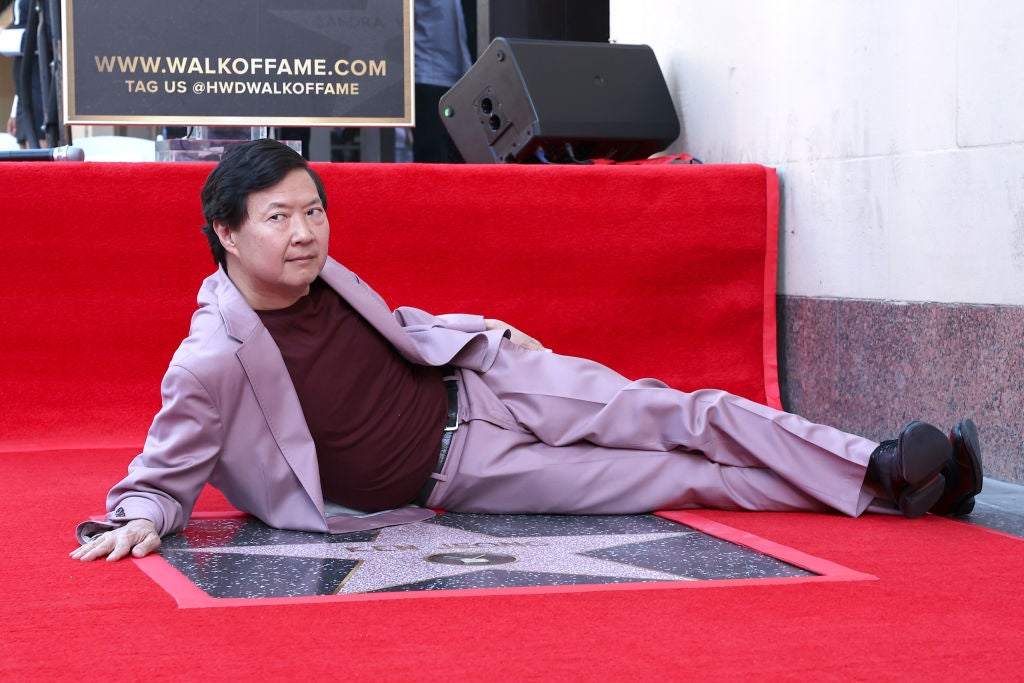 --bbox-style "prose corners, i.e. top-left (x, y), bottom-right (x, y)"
top-left (318, 258), bottom-right (430, 364)
top-left (212, 268), bottom-right (326, 512)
